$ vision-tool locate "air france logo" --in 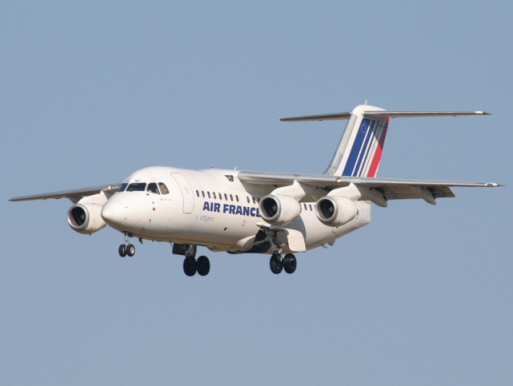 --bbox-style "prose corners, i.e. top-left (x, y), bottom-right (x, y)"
top-left (203, 201), bottom-right (262, 217)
